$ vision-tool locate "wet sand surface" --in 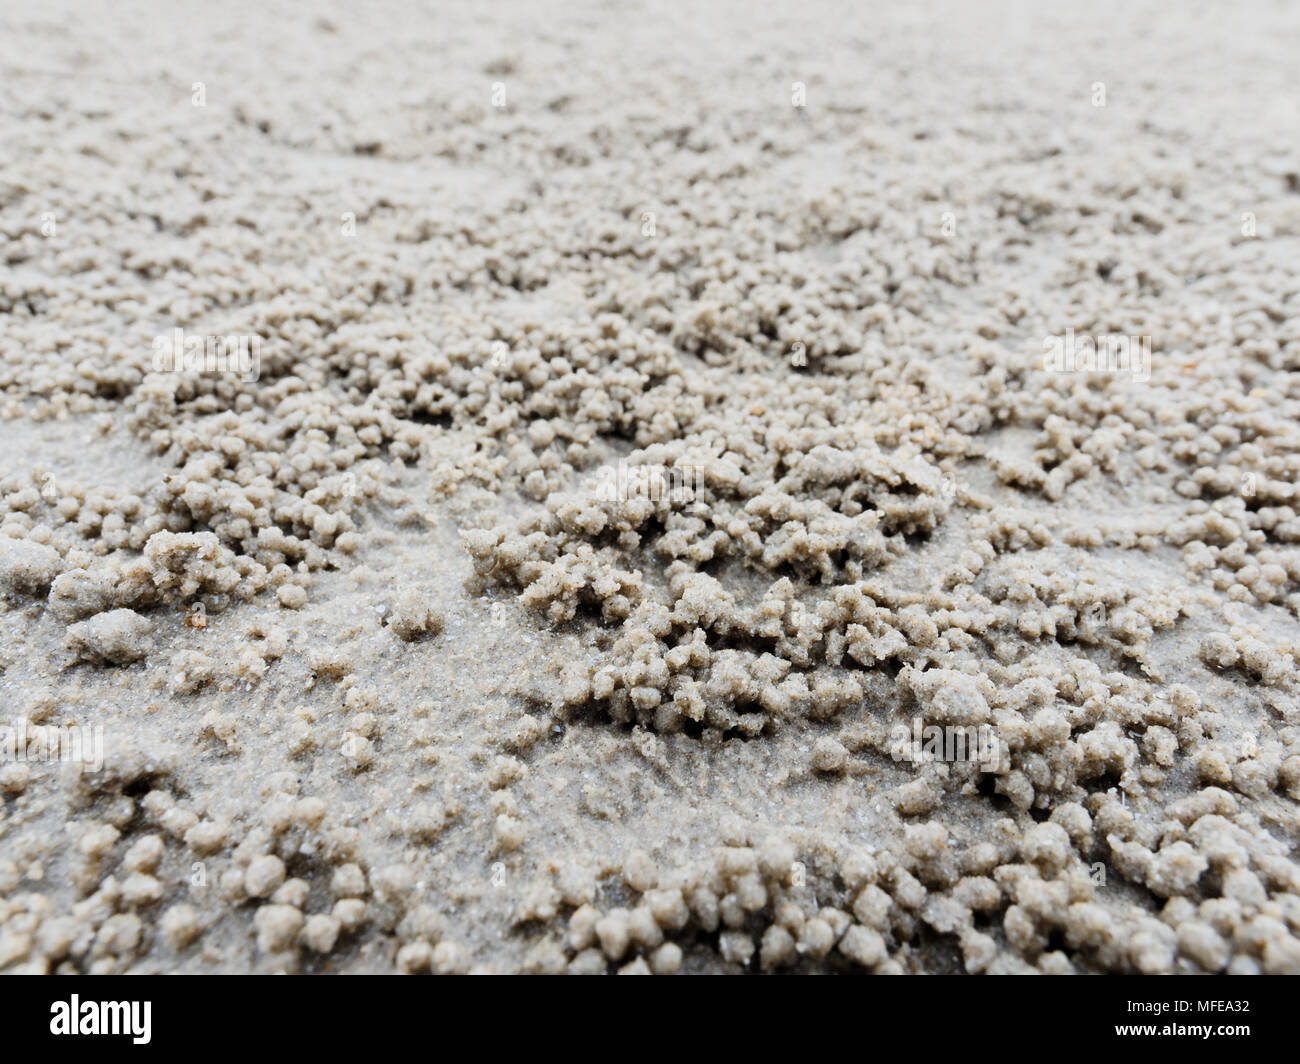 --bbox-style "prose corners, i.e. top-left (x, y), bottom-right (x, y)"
top-left (1, 0), bottom-right (1299, 973)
